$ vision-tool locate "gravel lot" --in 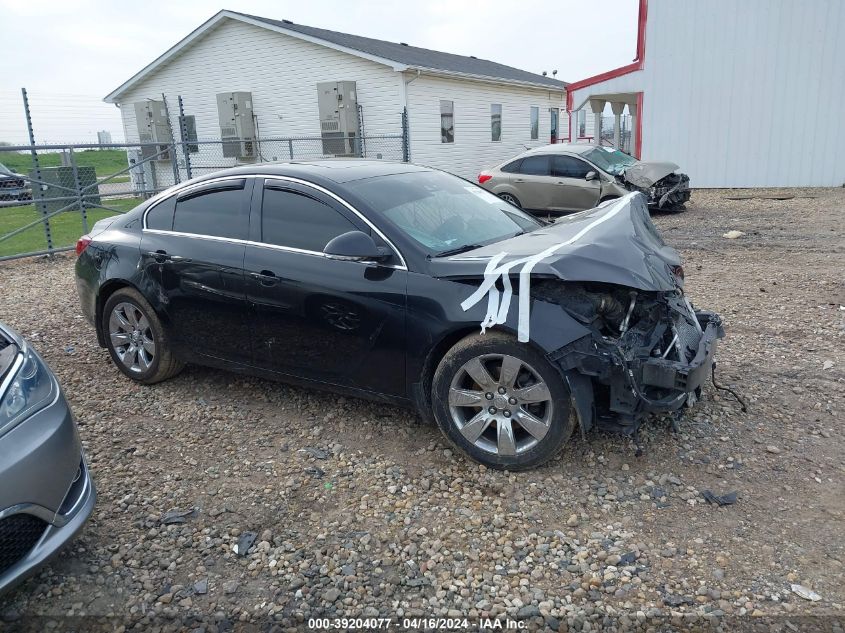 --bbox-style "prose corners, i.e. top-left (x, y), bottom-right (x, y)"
top-left (1, 188), bottom-right (843, 632)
